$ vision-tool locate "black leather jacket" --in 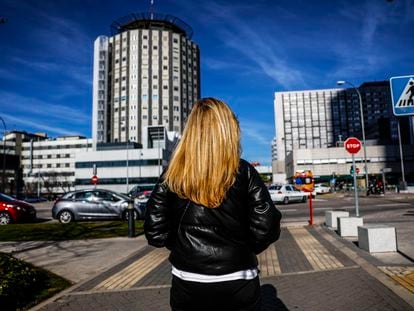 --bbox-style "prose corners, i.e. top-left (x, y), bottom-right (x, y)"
top-left (144, 159), bottom-right (282, 275)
